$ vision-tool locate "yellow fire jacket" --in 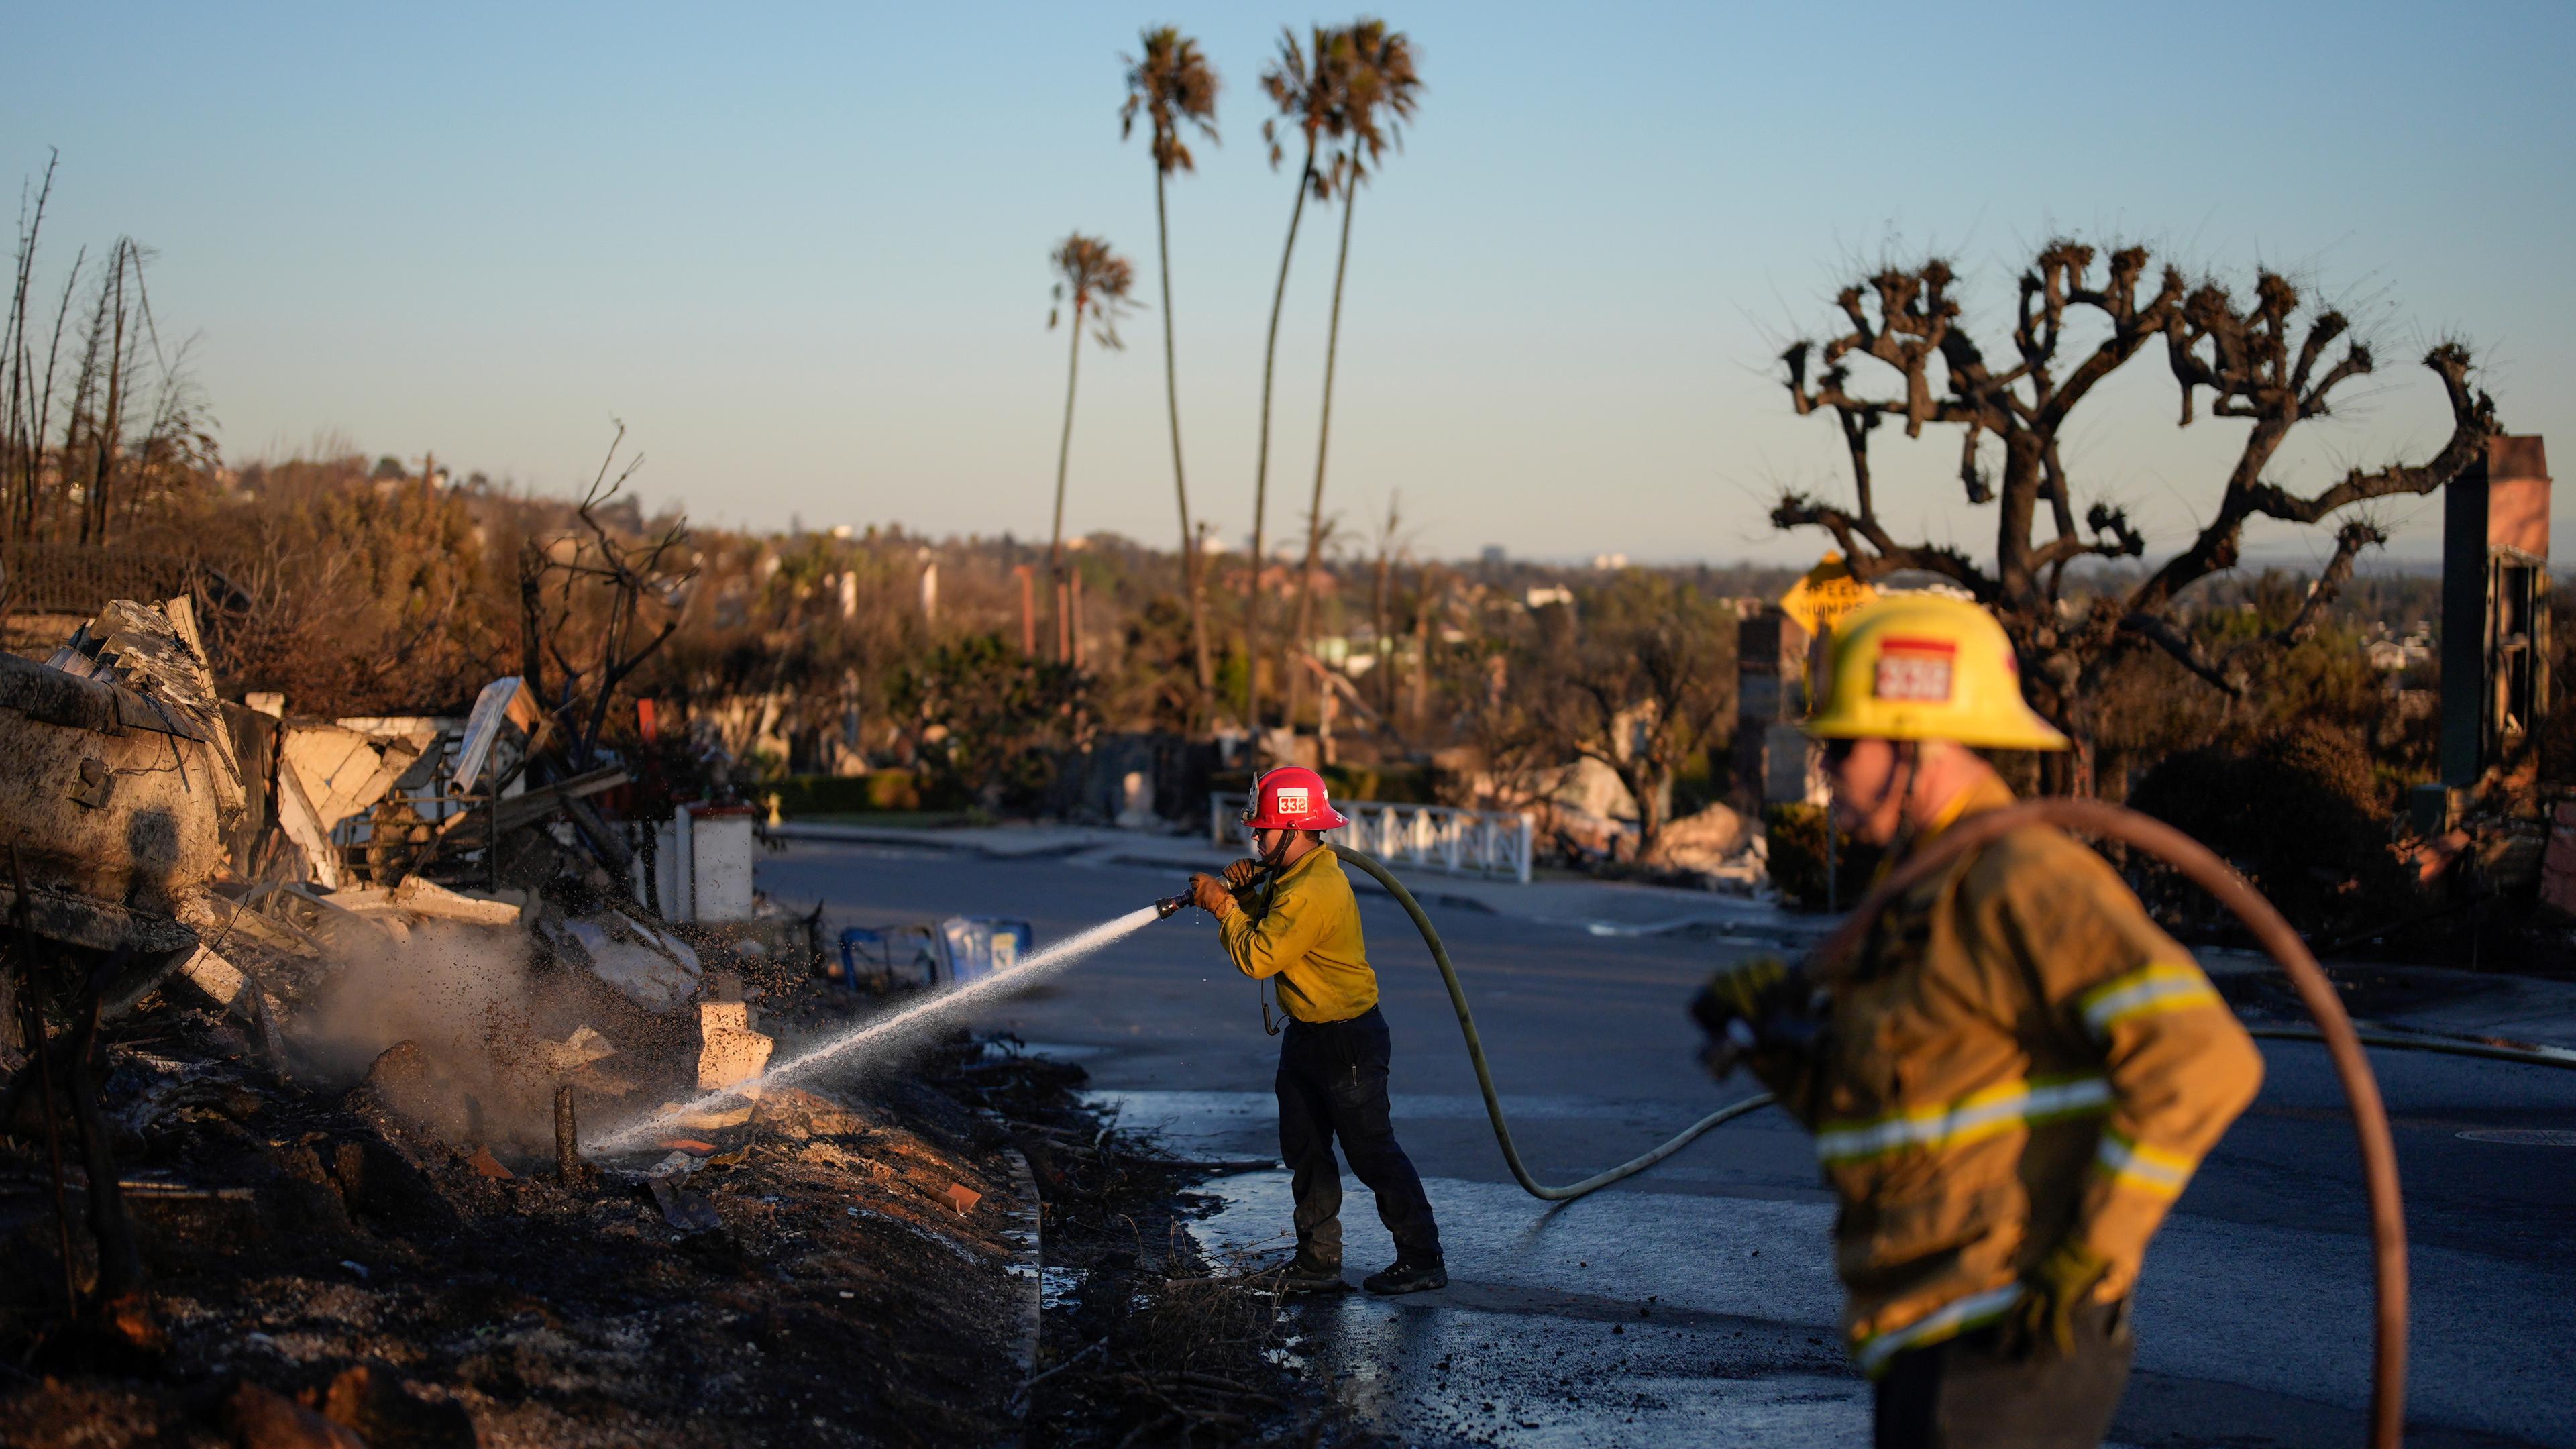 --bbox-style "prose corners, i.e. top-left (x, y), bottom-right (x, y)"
top-left (1748, 777), bottom-right (2263, 1376)
top-left (1216, 846), bottom-right (1381, 1024)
